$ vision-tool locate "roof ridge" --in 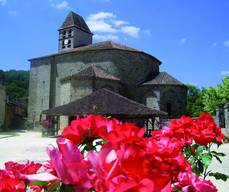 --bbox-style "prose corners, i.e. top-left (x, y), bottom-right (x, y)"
top-left (141, 71), bottom-right (184, 86)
